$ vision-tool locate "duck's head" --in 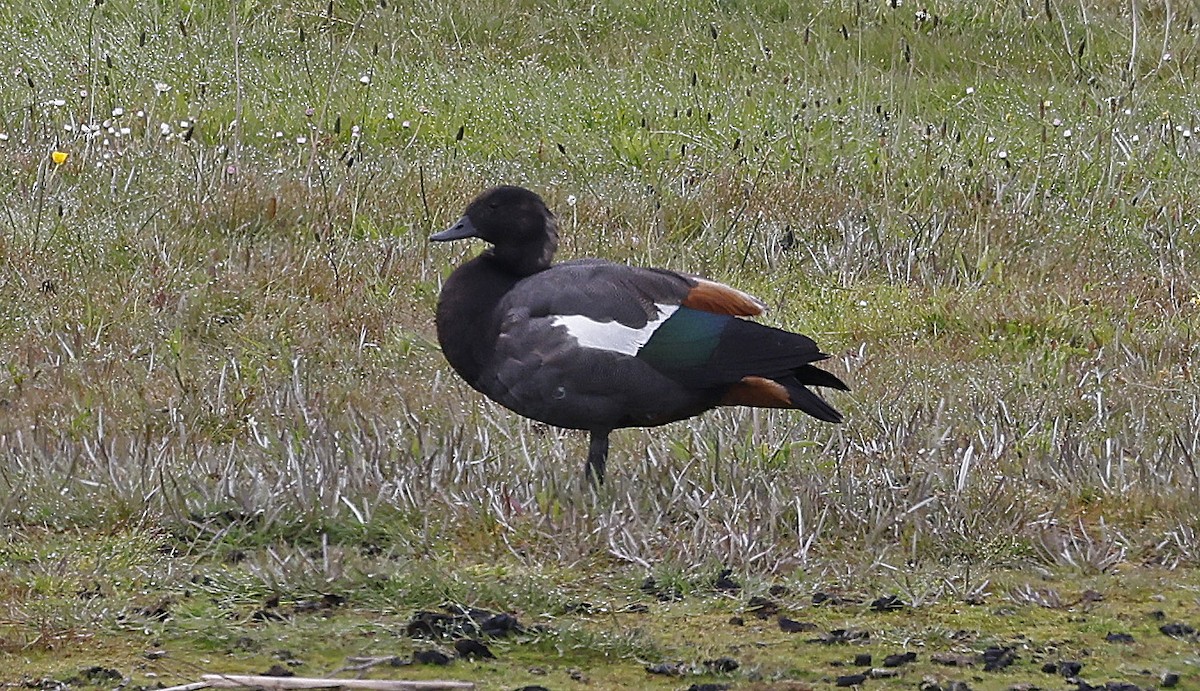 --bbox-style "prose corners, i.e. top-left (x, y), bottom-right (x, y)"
top-left (432, 185), bottom-right (559, 276)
